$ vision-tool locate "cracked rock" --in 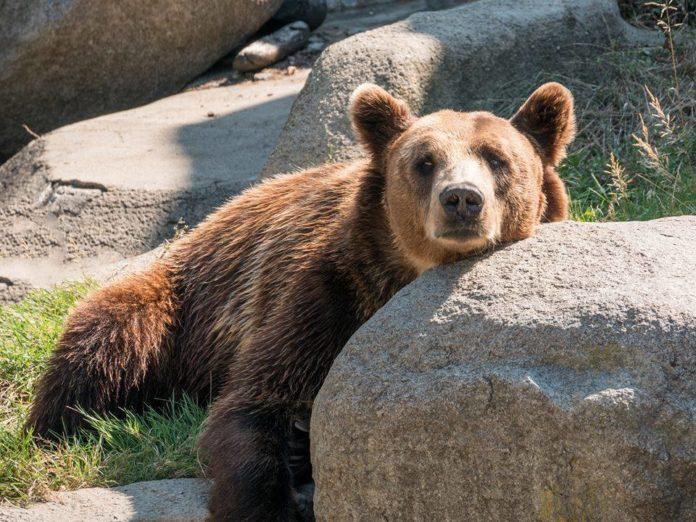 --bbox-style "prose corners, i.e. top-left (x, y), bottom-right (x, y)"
top-left (312, 217), bottom-right (696, 521)
top-left (44, 185), bottom-right (106, 216)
